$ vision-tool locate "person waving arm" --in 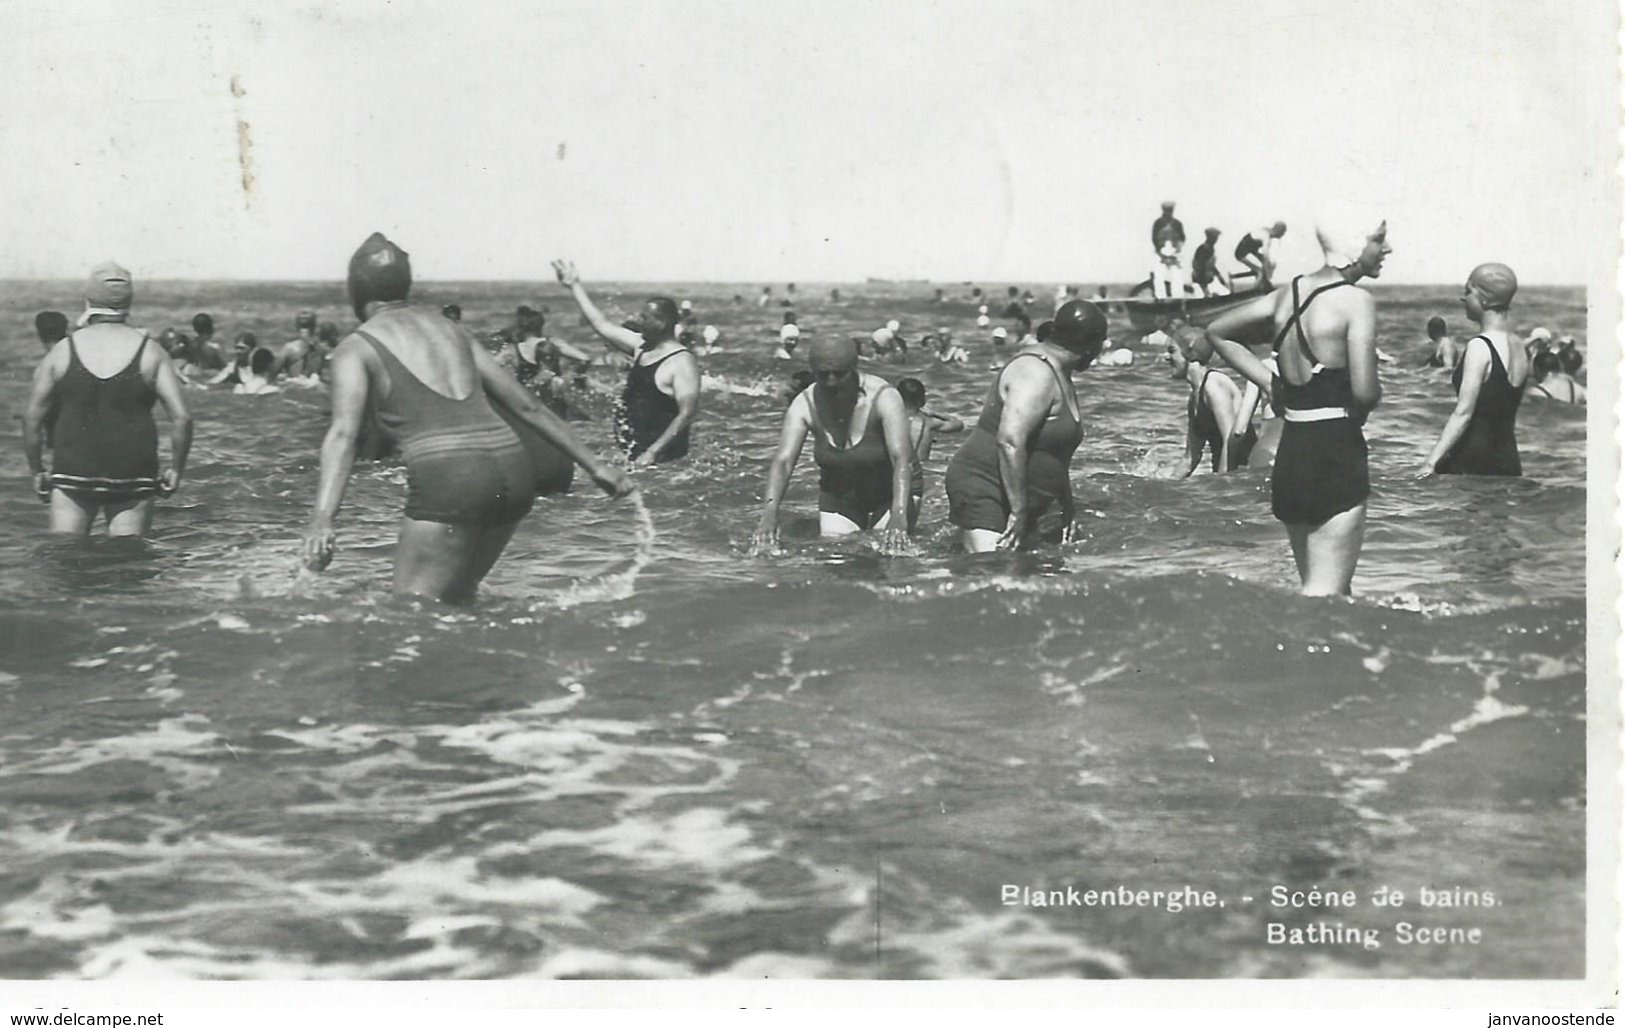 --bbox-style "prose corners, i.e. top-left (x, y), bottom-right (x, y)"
top-left (552, 260), bottom-right (644, 356)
